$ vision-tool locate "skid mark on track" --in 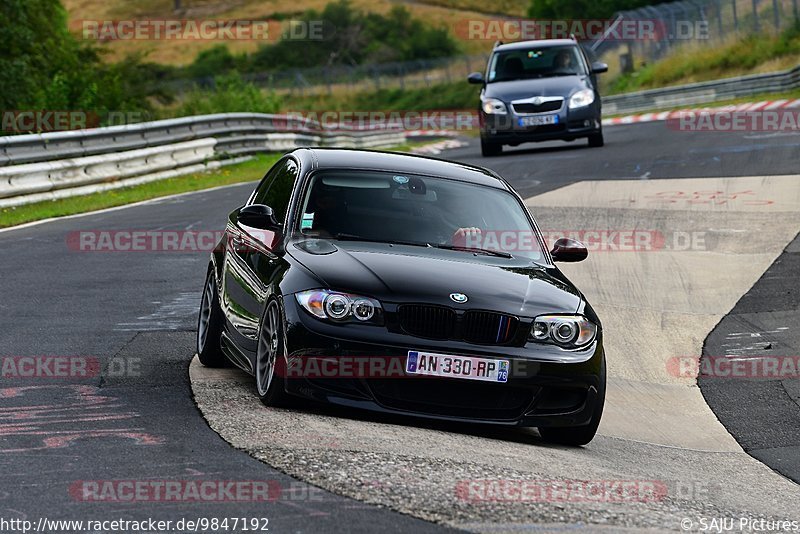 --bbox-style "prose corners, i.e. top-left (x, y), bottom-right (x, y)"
top-left (115, 292), bottom-right (198, 332)
top-left (0, 385), bottom-right (164, 453)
